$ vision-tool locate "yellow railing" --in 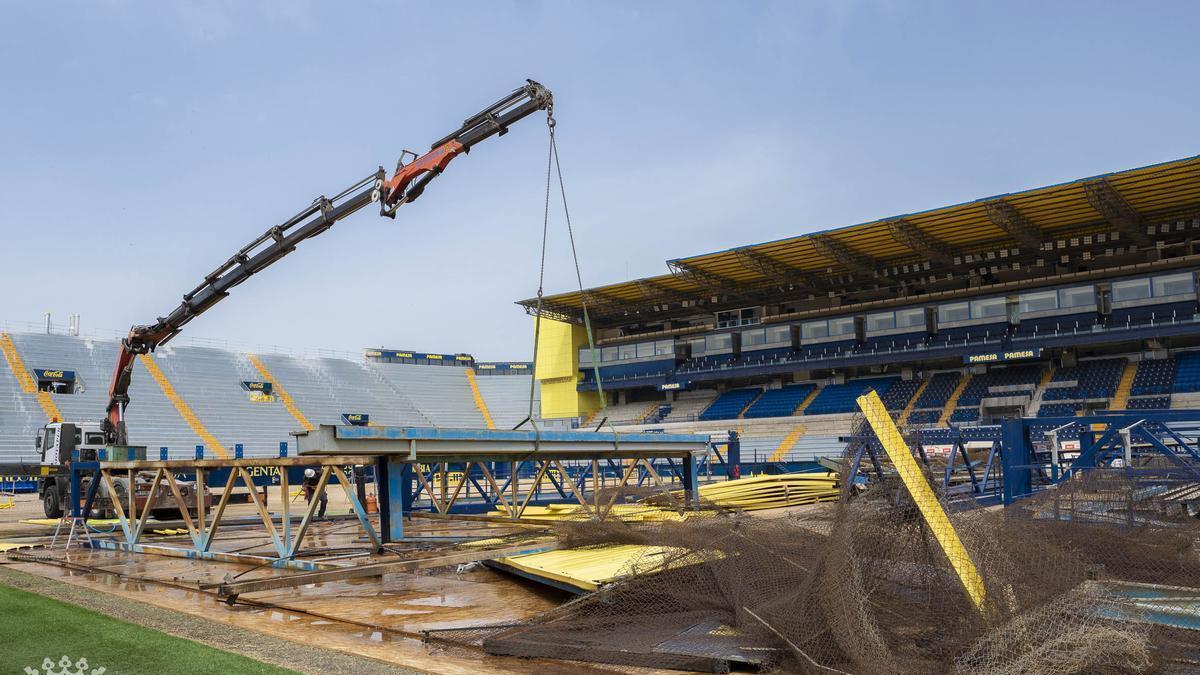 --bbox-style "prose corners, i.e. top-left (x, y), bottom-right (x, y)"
top-left (937, 373), bottom-right (972, 427)
top-left (1110, 361), bottom-right (1137, 410)
top-left (768, 424), bottom-right (806, 462)
top-left (139, 354), bottom-right (228, 458)
top-left (898, 378), bottom-right (930, 426)
top-left (464, 368), bottom-right (495, 430)
top-left (1, 333), bottom-right (61, 422)
top-left (247, 354), bottom-right (314, 432)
